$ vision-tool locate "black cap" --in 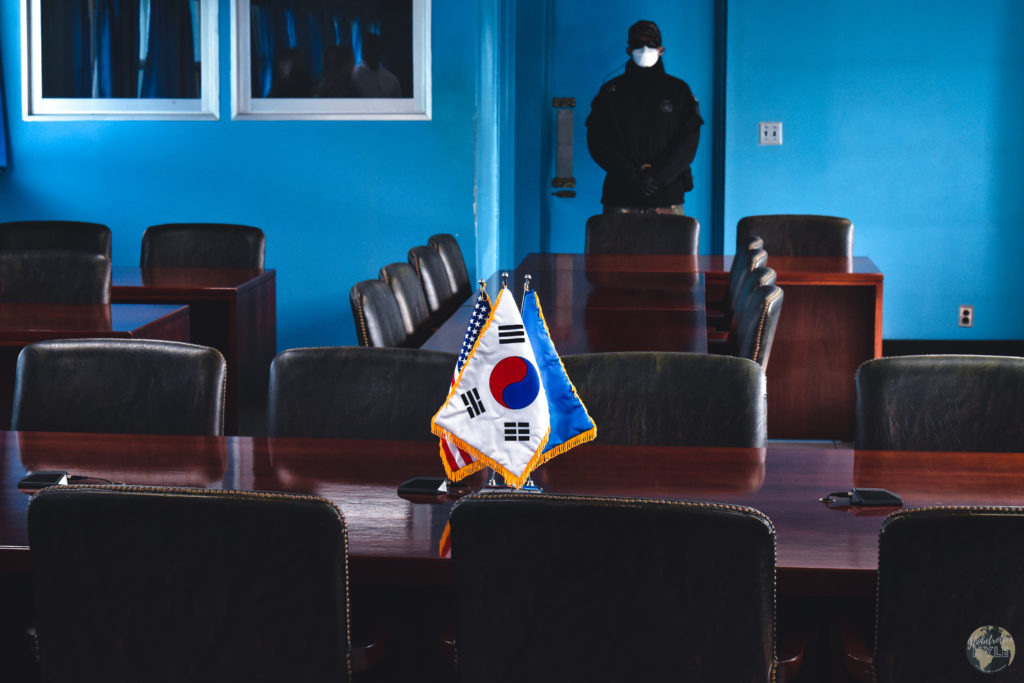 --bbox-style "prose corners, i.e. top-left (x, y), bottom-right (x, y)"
top-left (628, 20), bottom-right (661, 47)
